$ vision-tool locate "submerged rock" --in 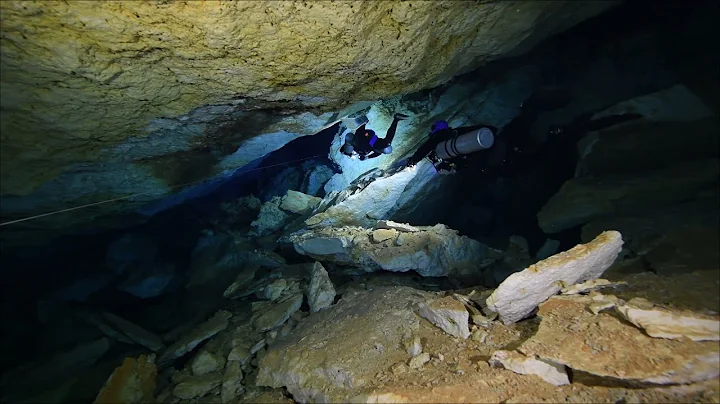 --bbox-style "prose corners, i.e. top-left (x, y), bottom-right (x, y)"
top-left (489, 350), bottom-right (569, 386)
top-left (418, 296), bottom-right (471, 339)
top-left (519, 295), bottom-right (720, 385)
top-left (290, 224), bottom-right (501, 277)
top-left (253, 294), bottom-right (304, 332)
top-left (221, 361), bottom-right (244, 403)
top-left (615, 298), bottom-right (720, 342)
top-left (306, 262), bottom-right (336, 313)
top-left (250, 197), bottom-right (292, 236)
top-left (486, 231), bottom-right (623, 325)
top-left (101, 312), bottom-right (165, 352)
top-left (191, 350), bottom-right (226, 376)
top-left (279, 190), bottom-right (322, 216)
top-left (159, 310), bottom-right (232, 365)
top-left (256, 287), bottom-right (432, 402)
top-left (94, 355), bottom-right (157, 404)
